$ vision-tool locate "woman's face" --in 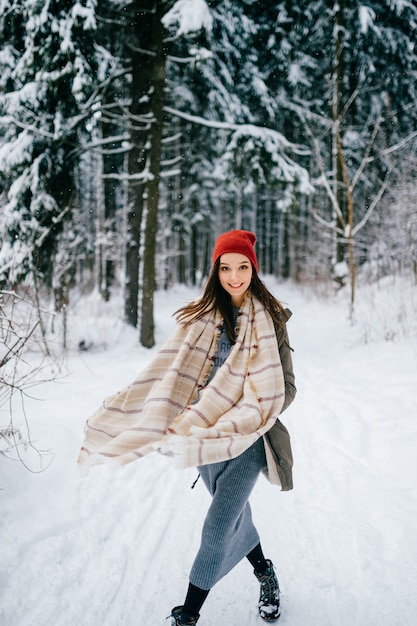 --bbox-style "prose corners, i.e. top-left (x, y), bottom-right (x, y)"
top-left (218, 252), bottom-right (253, 306)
